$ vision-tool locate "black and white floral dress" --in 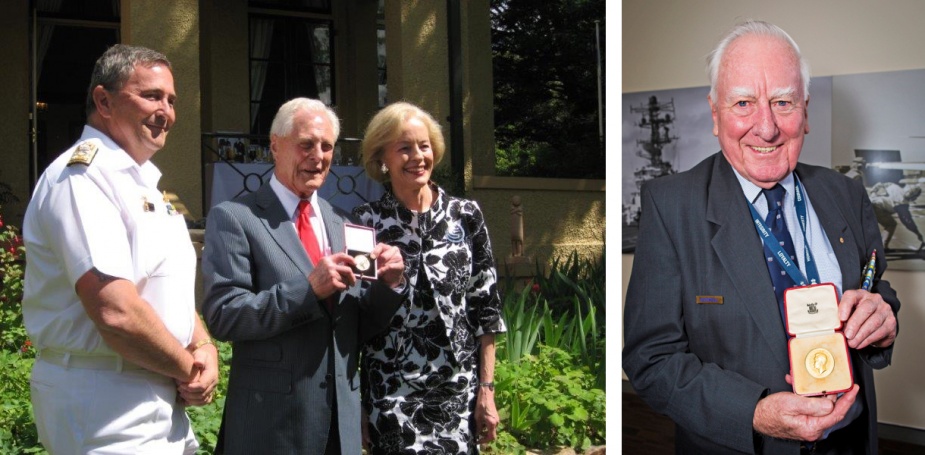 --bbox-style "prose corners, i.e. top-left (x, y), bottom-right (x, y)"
top-left (354, 183), bottom-right (507, 455)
